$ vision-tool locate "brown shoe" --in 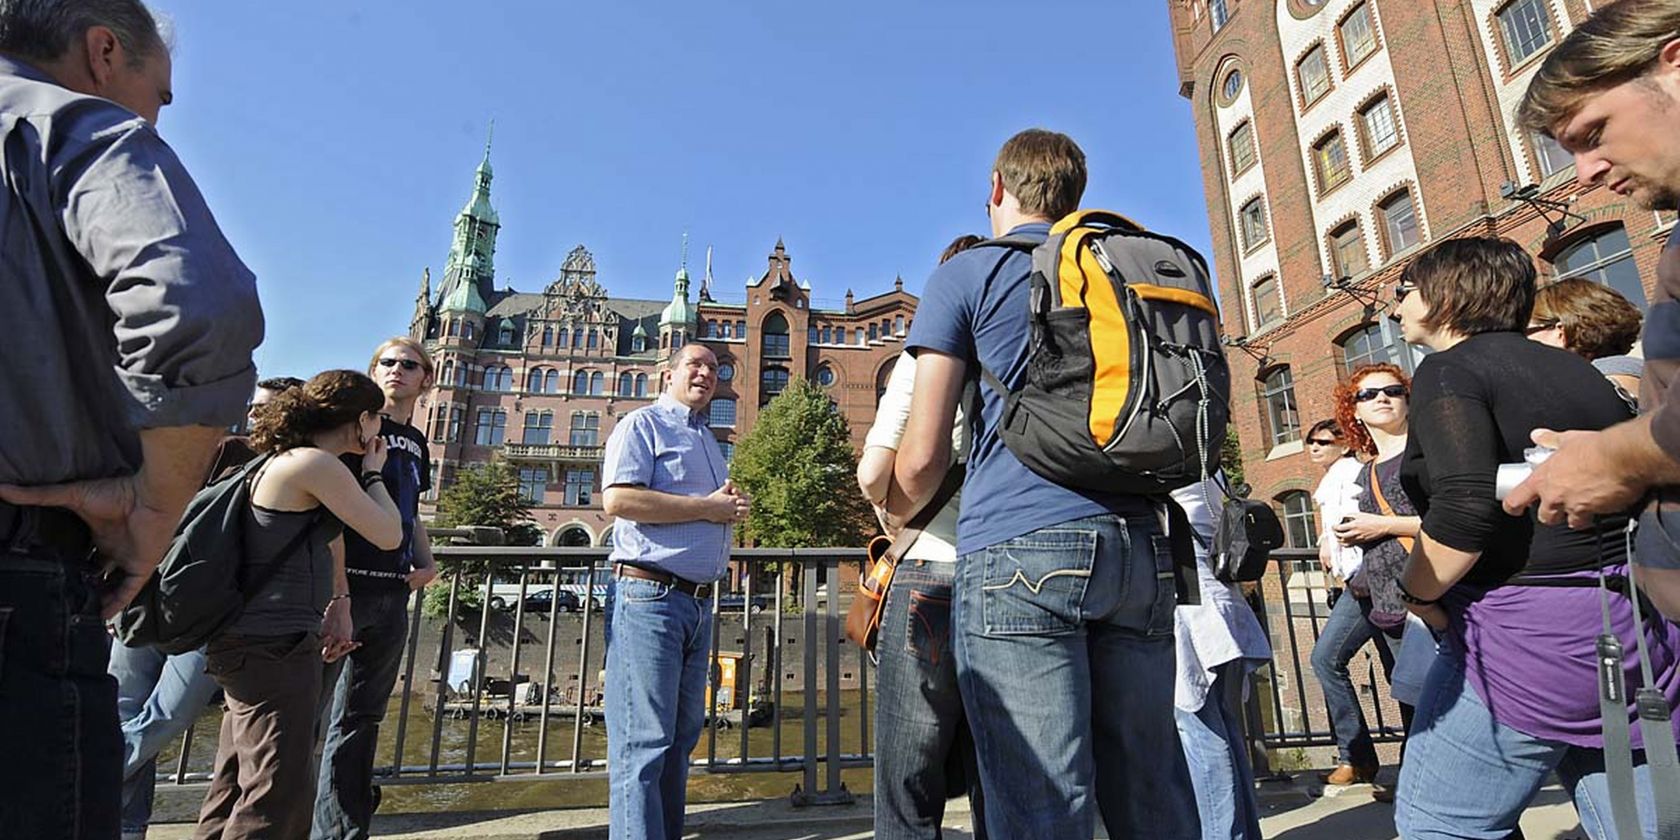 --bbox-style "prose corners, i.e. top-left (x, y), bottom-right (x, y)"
top-left (1322, 763), bottom-right (1380, 785)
